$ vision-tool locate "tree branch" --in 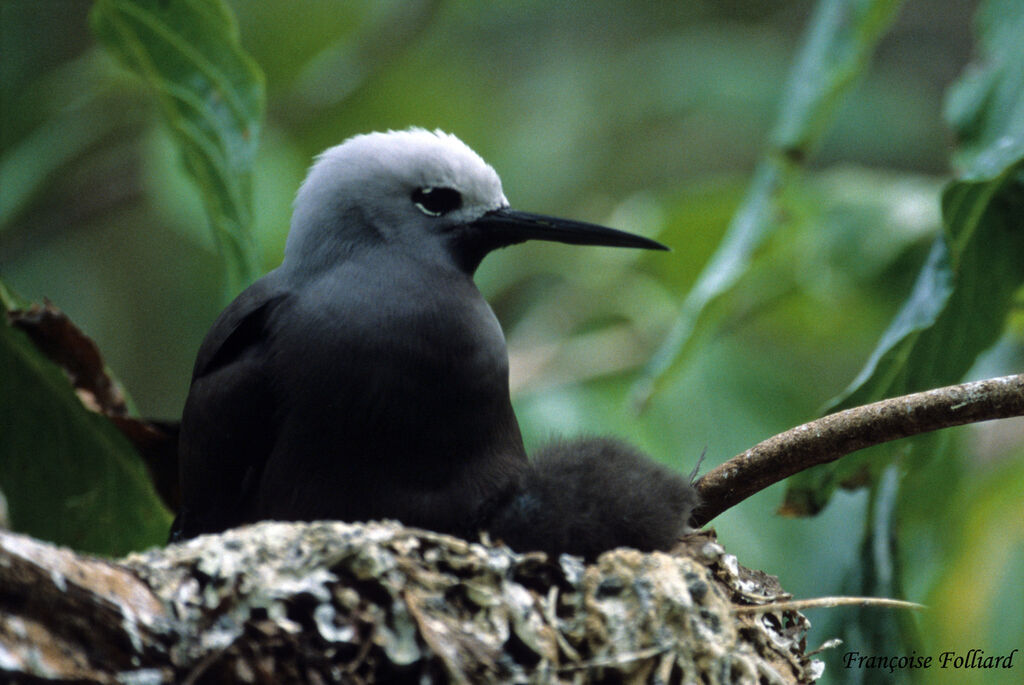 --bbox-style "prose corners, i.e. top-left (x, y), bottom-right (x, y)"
top-left (692, 373), bottom-right (1024, 526)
